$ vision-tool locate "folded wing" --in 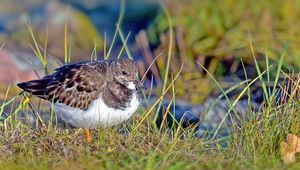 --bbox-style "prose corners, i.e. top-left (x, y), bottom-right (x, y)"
top-left (17, 62), bottom-right (106, 110)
